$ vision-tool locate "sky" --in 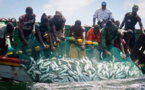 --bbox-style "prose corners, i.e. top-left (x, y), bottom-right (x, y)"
top-left (0, 0), bottom-right (145, 28)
